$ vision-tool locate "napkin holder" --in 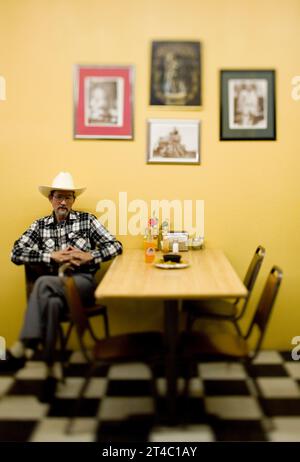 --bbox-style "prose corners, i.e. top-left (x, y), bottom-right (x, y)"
top-left (166, 231), bottom-right (189, 252)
